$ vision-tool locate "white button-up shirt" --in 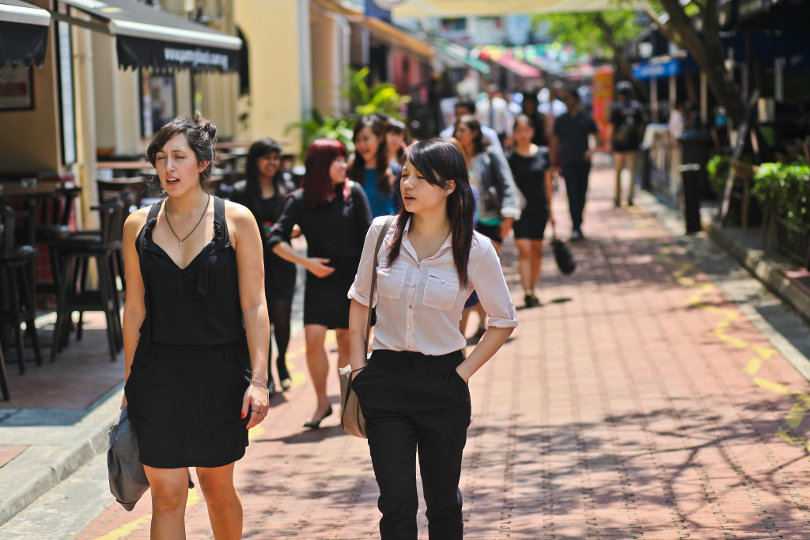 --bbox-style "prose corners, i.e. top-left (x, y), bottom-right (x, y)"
top-left (348, 216), bottom-right (518, 356)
